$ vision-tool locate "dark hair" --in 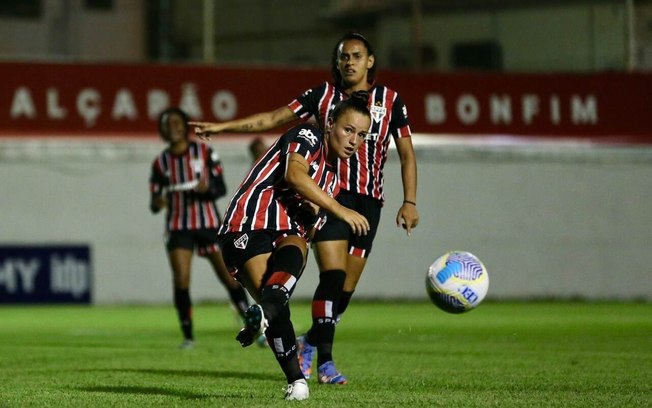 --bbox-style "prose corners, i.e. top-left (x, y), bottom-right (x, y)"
top-left (330, 32), bottom-right (376, 86)
top-left (158, 107), bottom-right (189, 141)
top-left (329, 90), bottom-right (371, 123)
